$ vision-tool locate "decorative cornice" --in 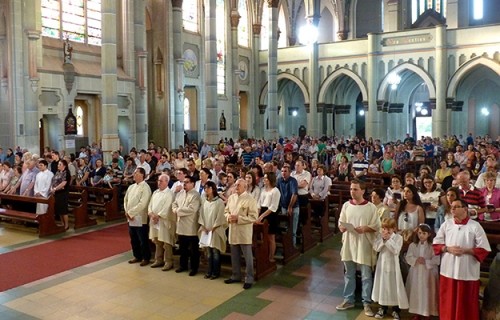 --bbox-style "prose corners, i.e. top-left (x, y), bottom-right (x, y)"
top-left (253, 24), bottom-right (262, 35)
top-left (171, 0), bottom-right (183, 9)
